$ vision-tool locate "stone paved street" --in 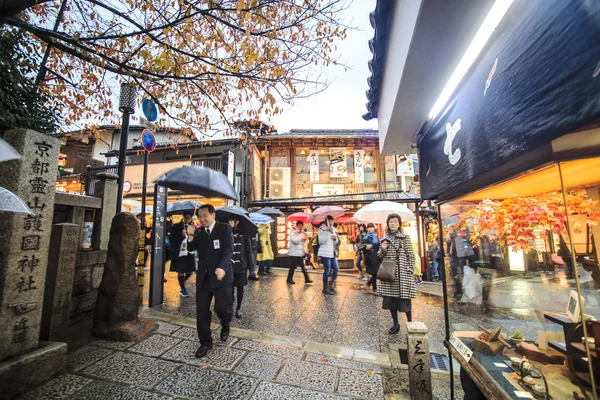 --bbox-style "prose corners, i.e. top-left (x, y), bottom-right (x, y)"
top-left (146, 268), bottom-right (451, 354)
top-left (16, 318), bottom-right (461, 400)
